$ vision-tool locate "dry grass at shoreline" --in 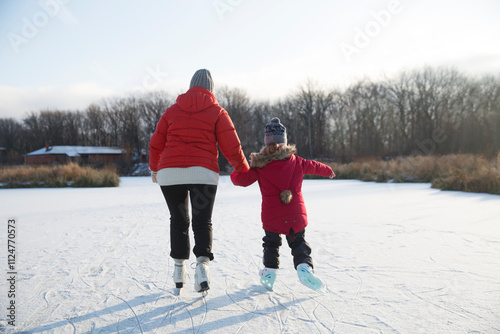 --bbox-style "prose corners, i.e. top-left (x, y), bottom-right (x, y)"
top-left (1, 155), bottom-right (498, 194)
top-left (0, 163), bottom-right (120, 188)
top-left (325, 154), bottom-right (500, 195)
